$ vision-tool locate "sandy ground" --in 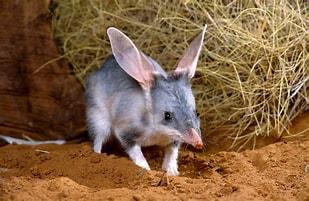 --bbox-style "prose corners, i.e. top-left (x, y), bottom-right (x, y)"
top-left (0, 113), bottom-right (308, 201)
